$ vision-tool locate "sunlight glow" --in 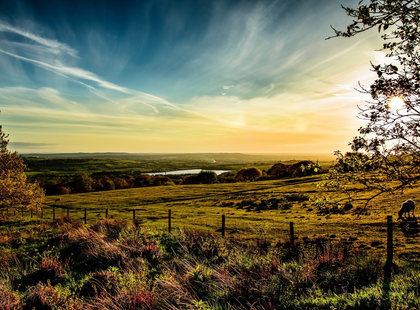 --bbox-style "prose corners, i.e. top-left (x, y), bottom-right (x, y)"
top-left (387, 96), bottom-right (405, 111)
